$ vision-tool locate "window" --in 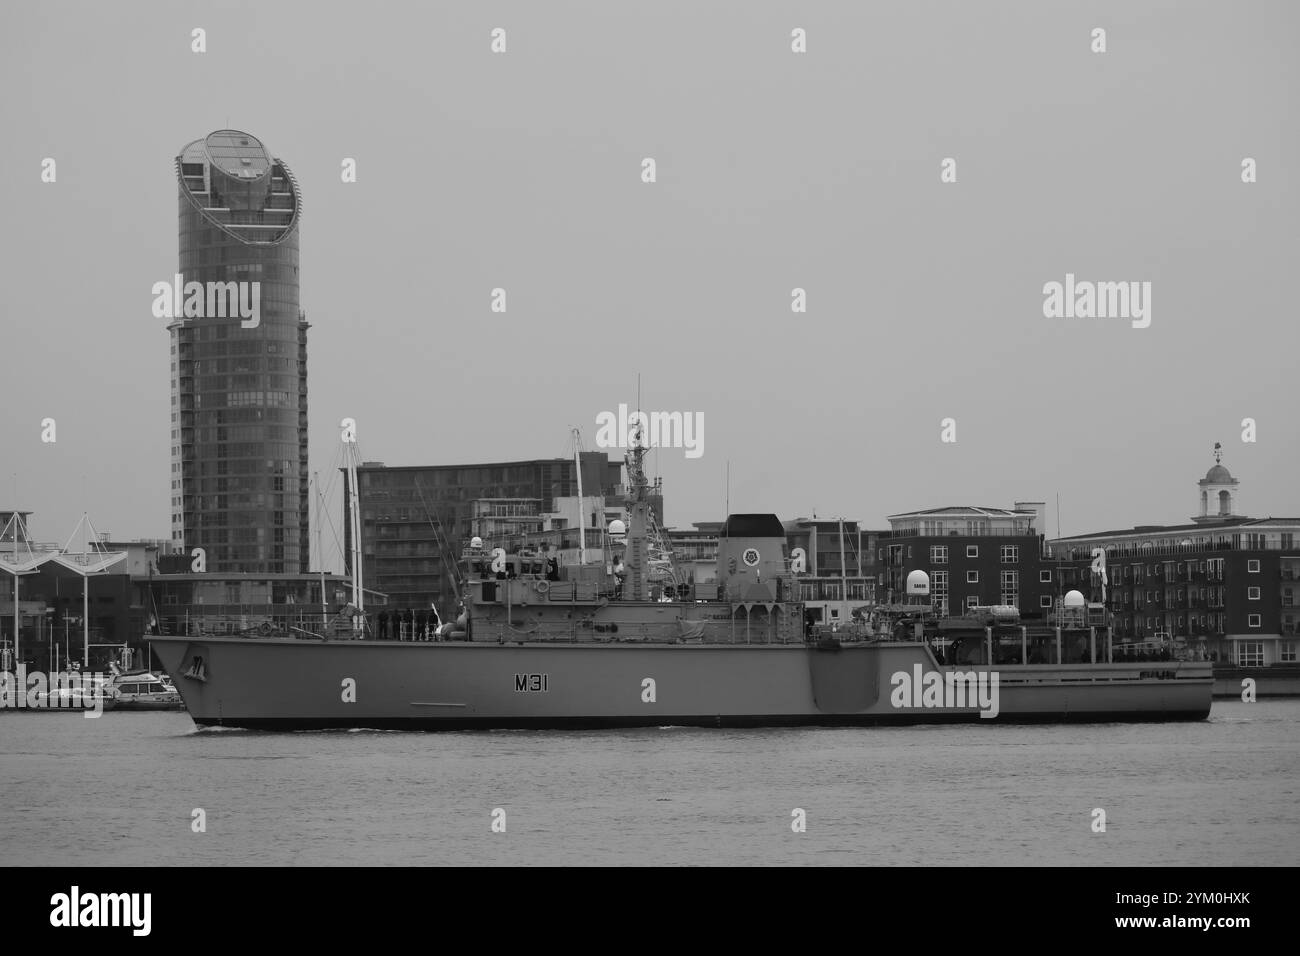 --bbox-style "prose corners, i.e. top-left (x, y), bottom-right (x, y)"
top-left (967, 570), bottom-right (979, 583)
top-left (1282, 642), bottom-right (1298, 663)
top-left (1248, 587), bottom-right (1260, 600)
top-left (1247, 614), bottom-right (1261, 628)
top-left (1000, 570), bottom-right (1019, 607)
top-left (1248, 559), bottom-right (1260, 573)
top-left (966, 545), bottom-right (978, 558)
top-left (966, 596), bottom-right (980, 610)
top-left (931, 571), bottom-right (949, 617)
top-left (1237, 641), bottom-right (1263, 665)
top-left (1039, 570), bottom-right (1052, 583)
top-left (930, 546), bottom-right (947, 564)
top-left (1001, 545), bottom-right (1019, 563)
top-left (1041, 595), bottom-right (1053, 608)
